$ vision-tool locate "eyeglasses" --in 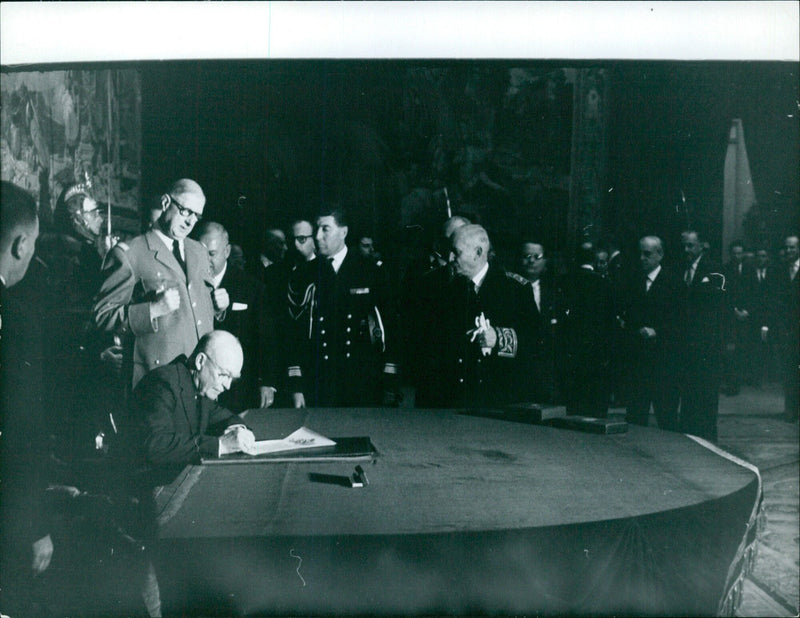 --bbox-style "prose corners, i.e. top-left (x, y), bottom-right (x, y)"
top-left (293, 235), bottom-right (312, 243)
top-left (522, 254), bottom-right (544, 261)
top-left (204, 354), bottom-right (240, 382)
top-left (169, 195), bottom-right (203, 221)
